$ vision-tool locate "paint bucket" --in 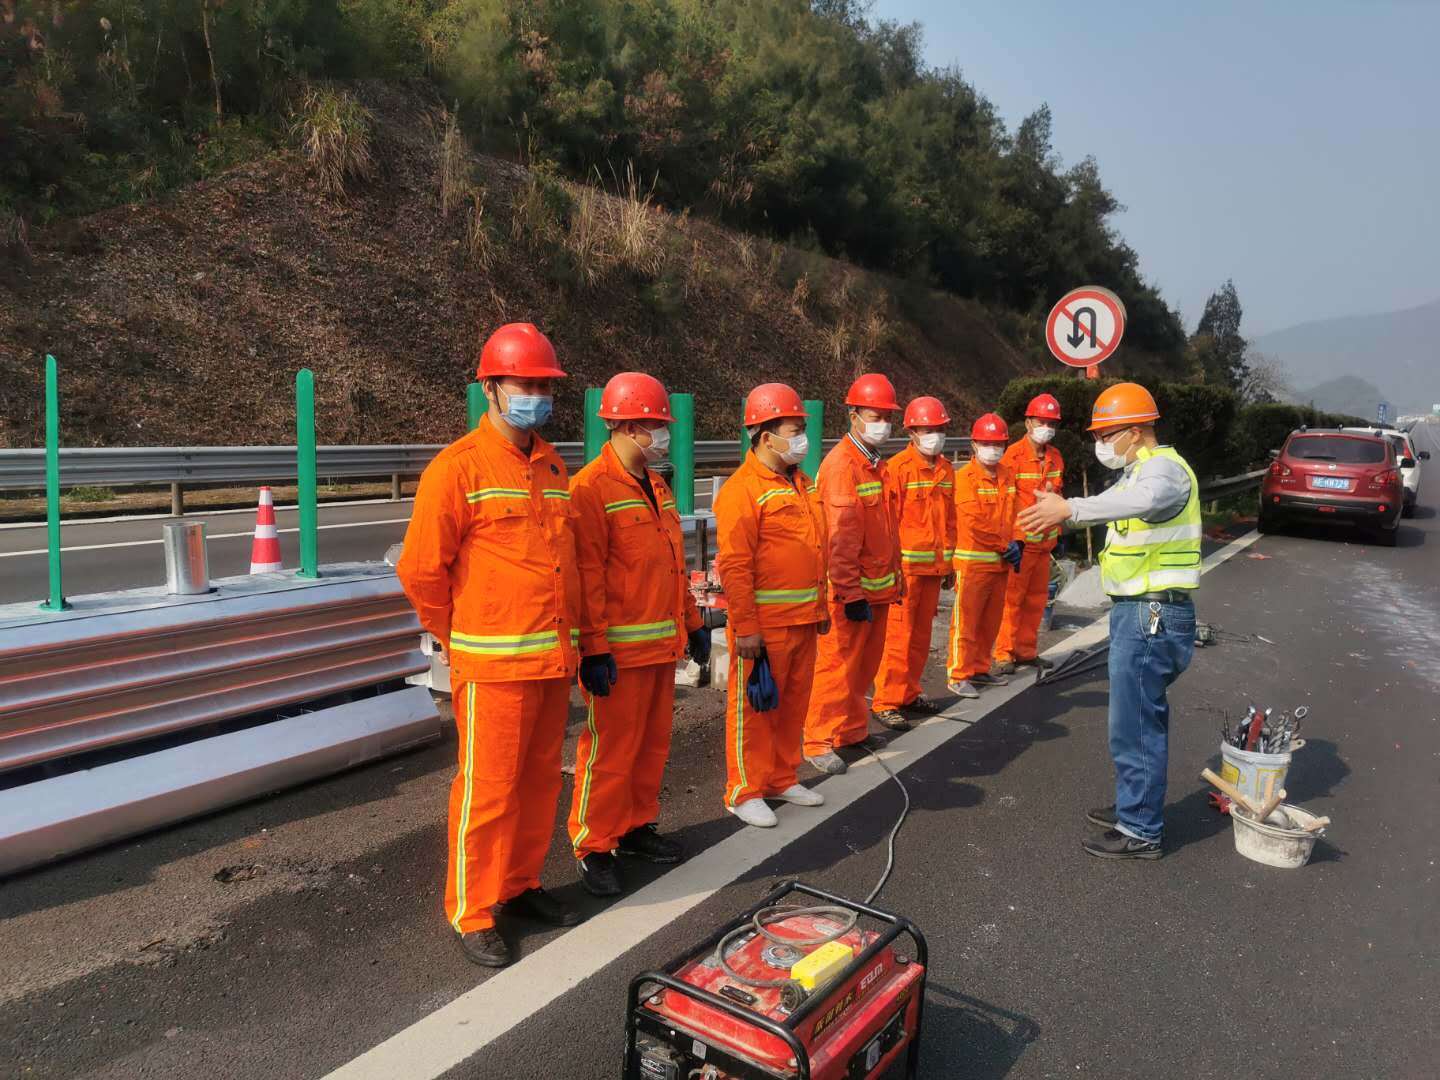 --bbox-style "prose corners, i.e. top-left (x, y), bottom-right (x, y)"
top-left (1231, 803), bottom-right (1325, 869)
top-left (1218, 741), bottom-right (1294, 808)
